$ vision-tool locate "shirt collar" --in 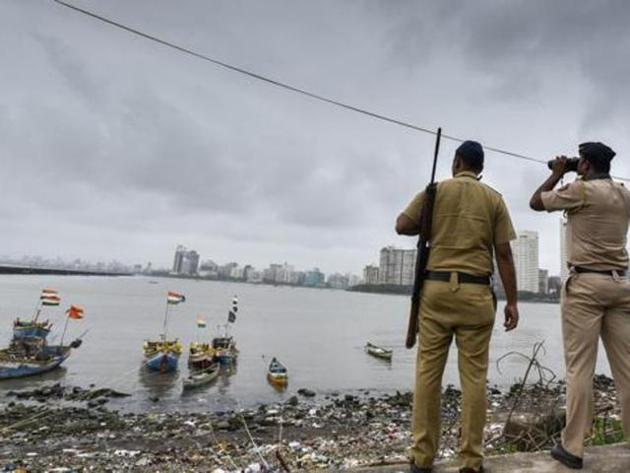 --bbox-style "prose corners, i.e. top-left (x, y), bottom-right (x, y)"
top-left (454, 171), bottom-right (480, 180)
